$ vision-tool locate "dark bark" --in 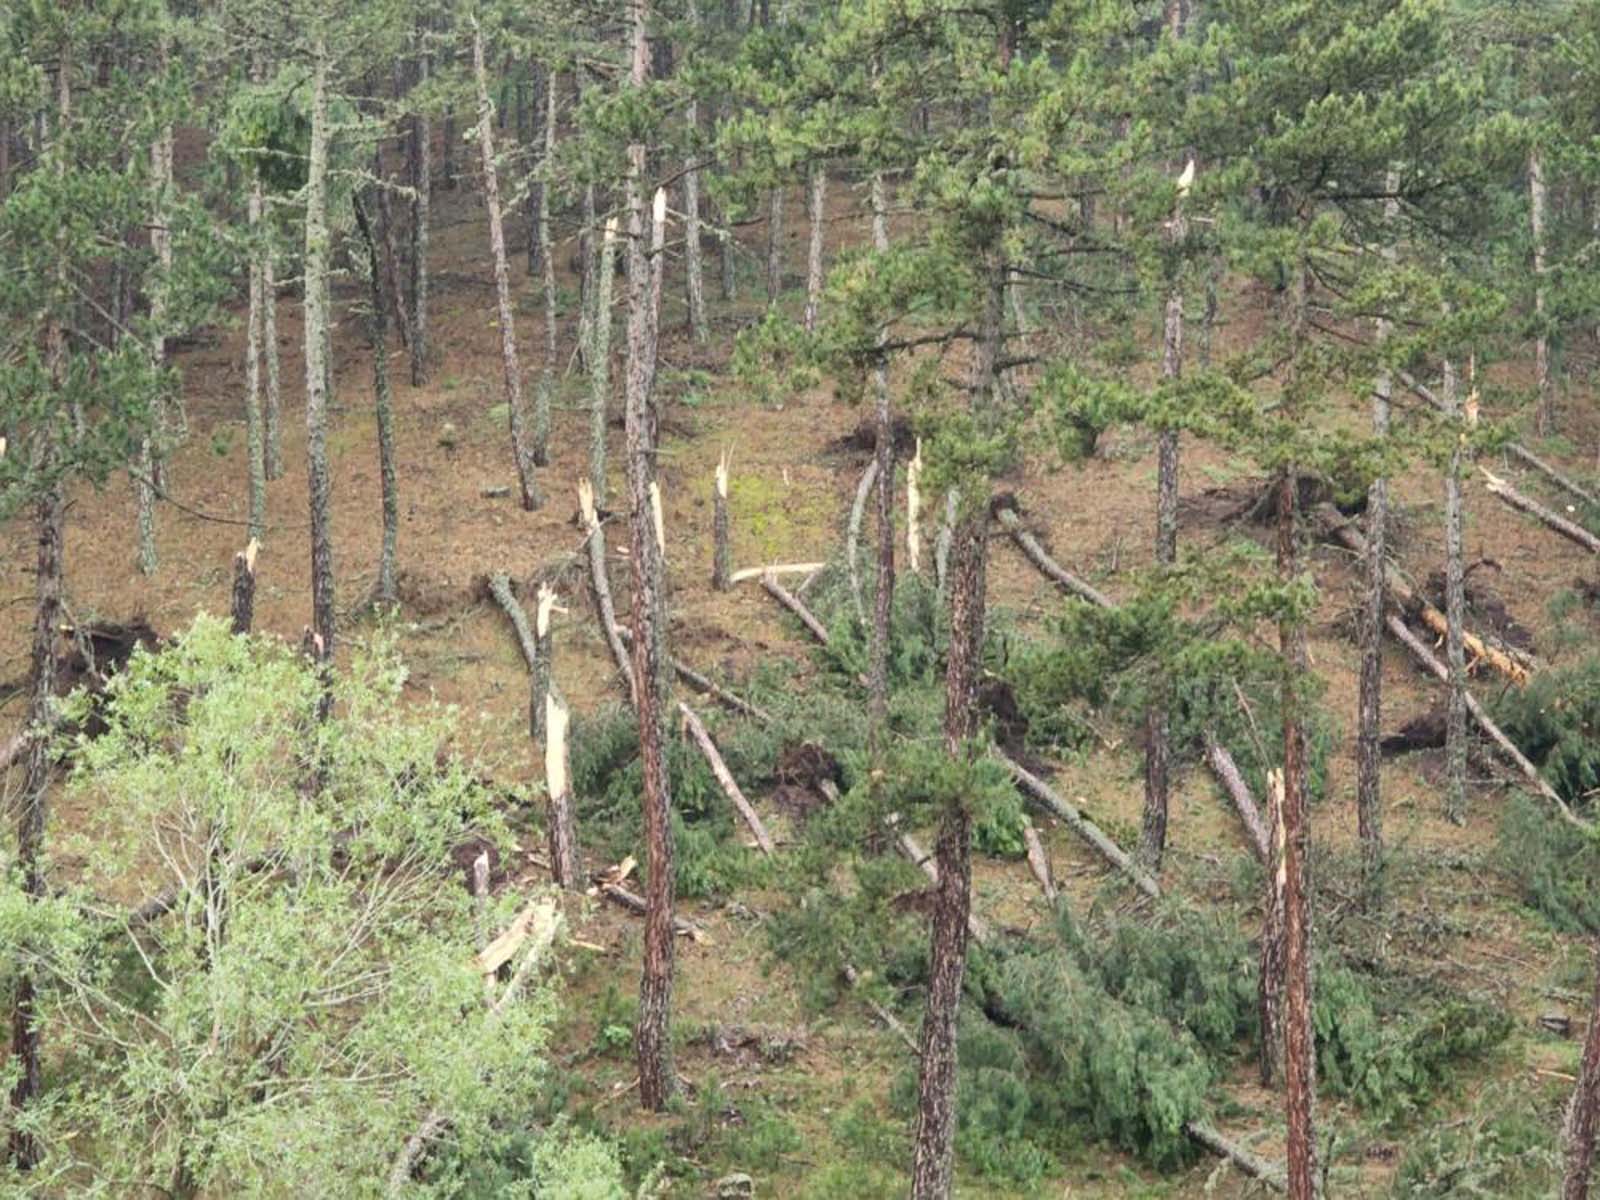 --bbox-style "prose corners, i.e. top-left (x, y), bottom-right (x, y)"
top-left (1277, 472), bottom-right (1317, 1198)
top-left (8, 480), bottom-right (63, 1172)
top-left (1259, 769), bottom-right (1285, 1086)
top-left (1563, 938), bottom-right (1600, 1200)
top-left (230, 541), bottom-right (259, 636)
top-left (353, 194), bottom-right (399, 605)
top-left (1442, 356), bottom-right (1467, 823)
top-left (530, 585), bottom-right (553, 741)
top-left (408, 35), bottom-right (431, 387)
top-left (304, 45), bottom-right (336, 711)
top-left (712, 455), bottom-right (731, 591)
top-left (868, 171), bottom-right (894, 756)
top-left (525, 66), bottom-right (545, 277)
